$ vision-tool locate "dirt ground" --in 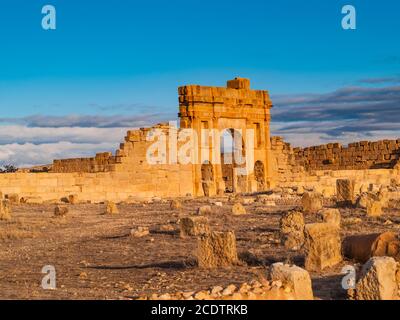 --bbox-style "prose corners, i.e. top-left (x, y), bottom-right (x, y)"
top-left (1, 196), bottom-right (399, 300)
